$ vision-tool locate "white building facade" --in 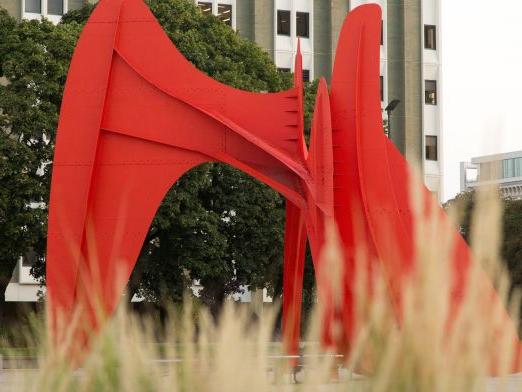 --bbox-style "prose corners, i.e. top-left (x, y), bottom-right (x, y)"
top-left (461, 151), bottom-right (522, 200)
top-left (5, 252), bottom-right (43, 302)
top-left (22, 0), bottom-right (68, 23)
top-left (421, 0), bottom-right (443, 201)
